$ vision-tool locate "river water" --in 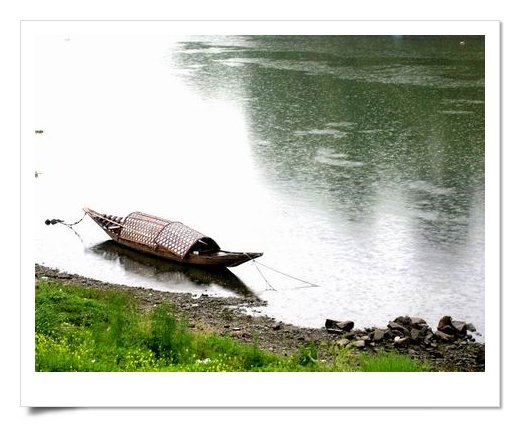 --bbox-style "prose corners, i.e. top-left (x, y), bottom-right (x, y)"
top-left (33, 35), bottom-right (485, 338)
